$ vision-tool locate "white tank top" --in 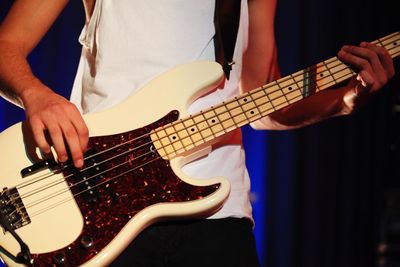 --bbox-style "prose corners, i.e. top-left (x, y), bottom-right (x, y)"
top-left (70, 0), bottom-right (253, 221)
